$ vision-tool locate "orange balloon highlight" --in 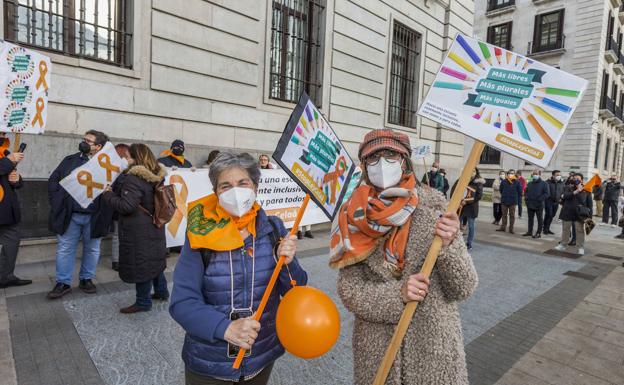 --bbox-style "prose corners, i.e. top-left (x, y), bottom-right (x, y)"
top-left (276, 286), bottom-right (340, 359)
